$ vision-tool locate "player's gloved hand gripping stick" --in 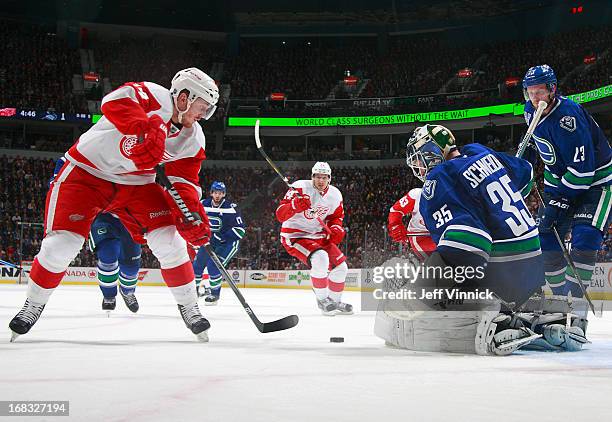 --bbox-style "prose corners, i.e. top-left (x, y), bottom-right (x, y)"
top-left (254, 120), bottom-right (332, 235)
top-left (155, 165), bottom-right (299, 333)
top-left (516, 100), bottom-right (598, 316)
